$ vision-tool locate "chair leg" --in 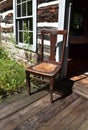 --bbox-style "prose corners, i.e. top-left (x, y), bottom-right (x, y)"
top-left (50, 78), bottom-right (54, 103)
top-left (25, 70), bottom-right (31, 95)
